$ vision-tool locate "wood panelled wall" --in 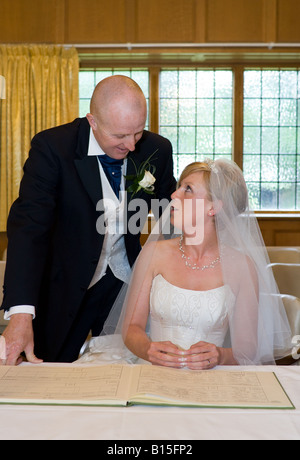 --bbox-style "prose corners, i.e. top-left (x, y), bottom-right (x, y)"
top-left (1, 0), bottom-right (300, 45)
